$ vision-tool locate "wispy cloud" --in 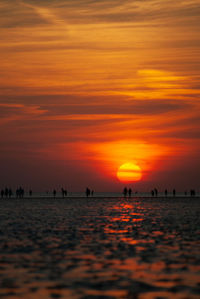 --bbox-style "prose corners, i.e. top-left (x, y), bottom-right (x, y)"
top-left (0, 103), bottom-right (47, 124)
top-left (19, 0), bottom-right (68, 28)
